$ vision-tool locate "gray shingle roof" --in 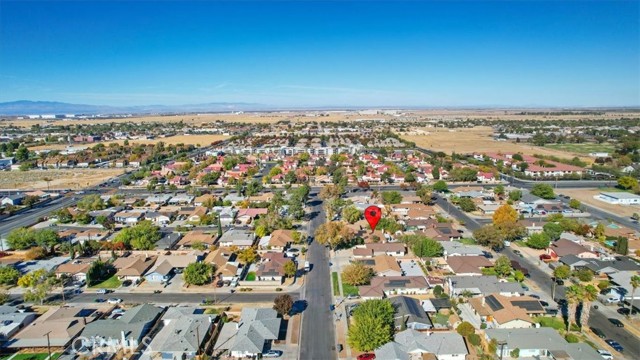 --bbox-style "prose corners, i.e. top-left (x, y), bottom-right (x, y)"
top-left (389, 329), bottom-right (468, 356)
top-left (389, 296), bottom-right (432, 329)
